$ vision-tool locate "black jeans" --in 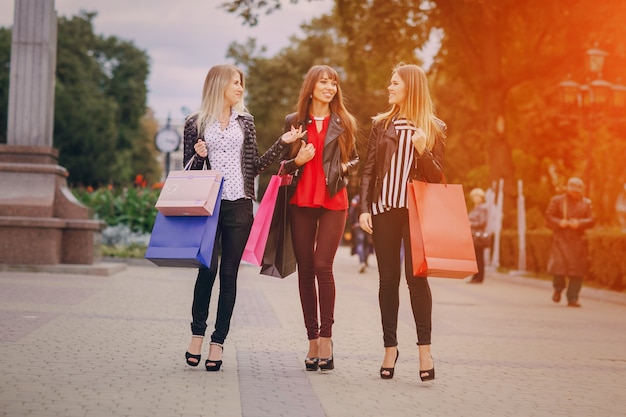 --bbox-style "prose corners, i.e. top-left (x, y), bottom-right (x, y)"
top-left (372, 208), bottom-right (432, 347)
top-left (190, 198), bottom-right (253, 344)
top-left (472, 245), bottom-right (485, 282)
